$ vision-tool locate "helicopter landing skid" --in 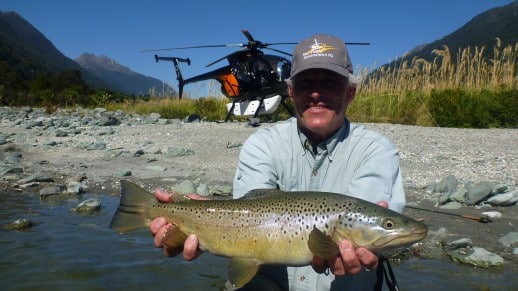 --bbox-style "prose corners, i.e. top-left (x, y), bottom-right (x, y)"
top-left (225, 94), bottom-right (284, 121)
